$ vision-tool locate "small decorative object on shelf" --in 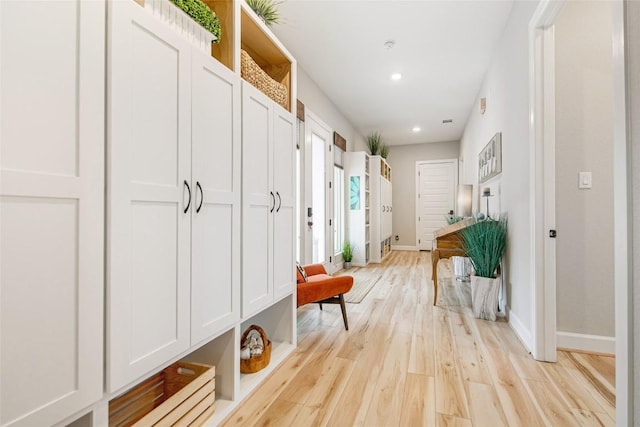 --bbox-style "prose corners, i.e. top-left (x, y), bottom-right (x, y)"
top-left (240, 325), bottom-right (272, 374)
top-left (142, 0), bottom-right (221, 51)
